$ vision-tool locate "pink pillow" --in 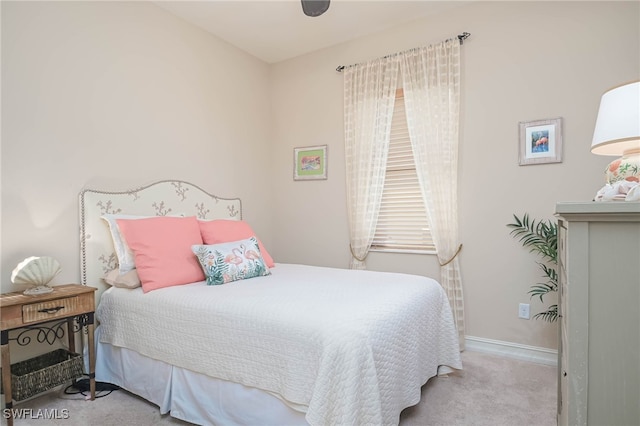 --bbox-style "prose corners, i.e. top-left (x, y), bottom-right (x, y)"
top-left (198, 220), bottom-right (275, 268)
top-left (116, 216), bottom-right (205, 293)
